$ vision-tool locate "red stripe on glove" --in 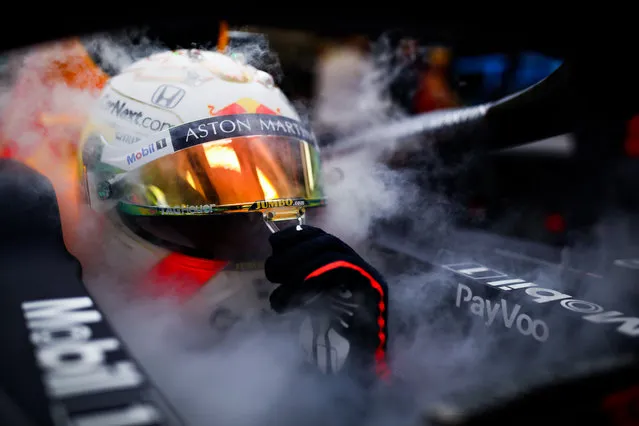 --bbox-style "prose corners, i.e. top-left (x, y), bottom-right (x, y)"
top-left (305, 260), bottom-right (390, 380)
